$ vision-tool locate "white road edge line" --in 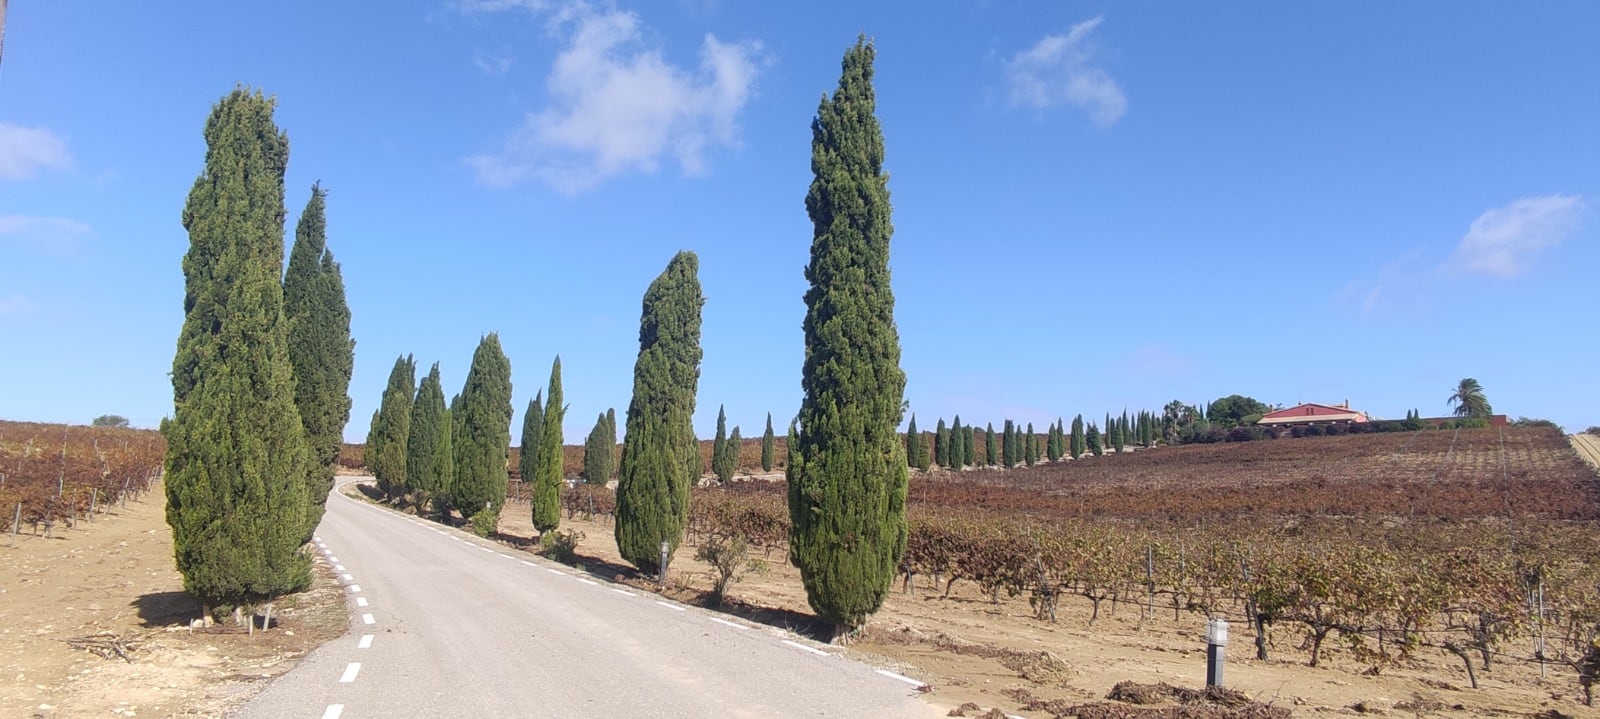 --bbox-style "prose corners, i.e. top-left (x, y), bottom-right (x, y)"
top-left (875, 669), bottom-right (925, 687)
top-left (340, 574), bottom-right (353, 581)
top-left (577, 577), bottom-right (598, 586)
top-left (348, 584), bottom-right (361, 593)
top-left (338, 662), bottom-right (361, 683)
top-left (781, 639), bottom-right (830, 656)
top-left (357, 634), bottom-right (373, 649)
top-left (520, 560), bottom-right (536, 567)
top-left (321, 705), bottom-right (344, 719)
top-left (356, 597), bottom-right (369, 607)
top-left (709, 617), bottom-right (746, 630)
top-left (610, 588), bottom-right (631, 596)
top-left (361, 613), bottom-right (375, 625)
top-left (654, 601), bottom-right (687, 612)
top-left (547, 568), bottom-right (565, 575)
top-left (334, 565), bottom-right (345, 571)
